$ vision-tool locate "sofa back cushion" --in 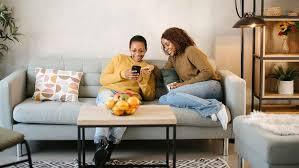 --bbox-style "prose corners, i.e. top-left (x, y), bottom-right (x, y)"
top-left (27, 57), bottom-right (103, 98)
top-left (27, 57), bottom-right (167, 98)
top-left (160, 68), bottom-right (180, 85)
